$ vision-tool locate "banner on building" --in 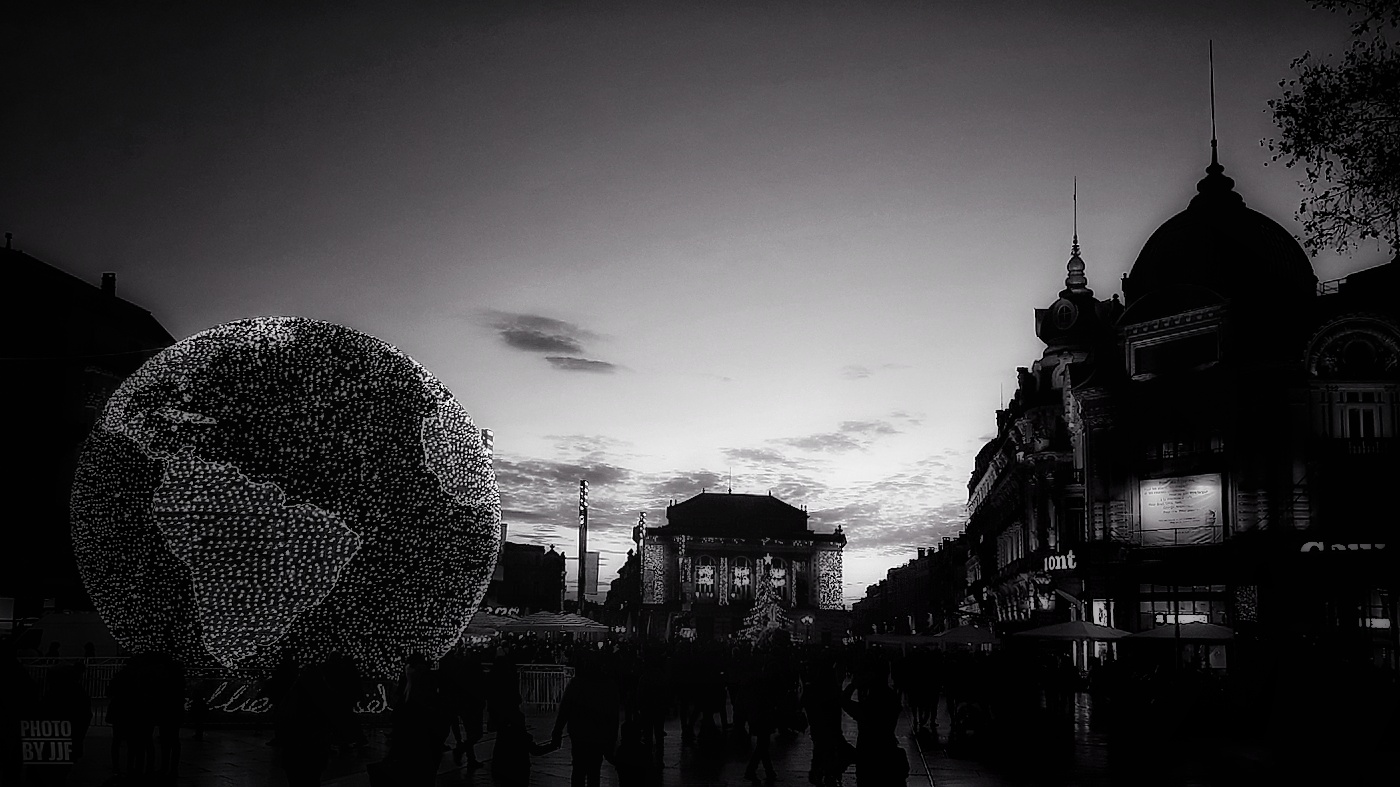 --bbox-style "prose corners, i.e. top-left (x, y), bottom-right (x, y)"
top-left (1139, 474), bottom-right (1222, 546)
top-left (584, 551), bottom-right (600, 596)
